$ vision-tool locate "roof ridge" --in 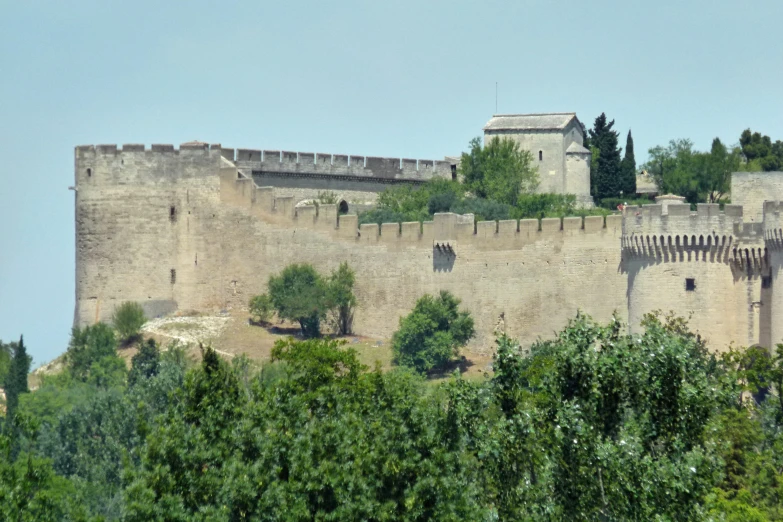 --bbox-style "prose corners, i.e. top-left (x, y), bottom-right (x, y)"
top-left (491, 112), bottom-right (576, 117)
